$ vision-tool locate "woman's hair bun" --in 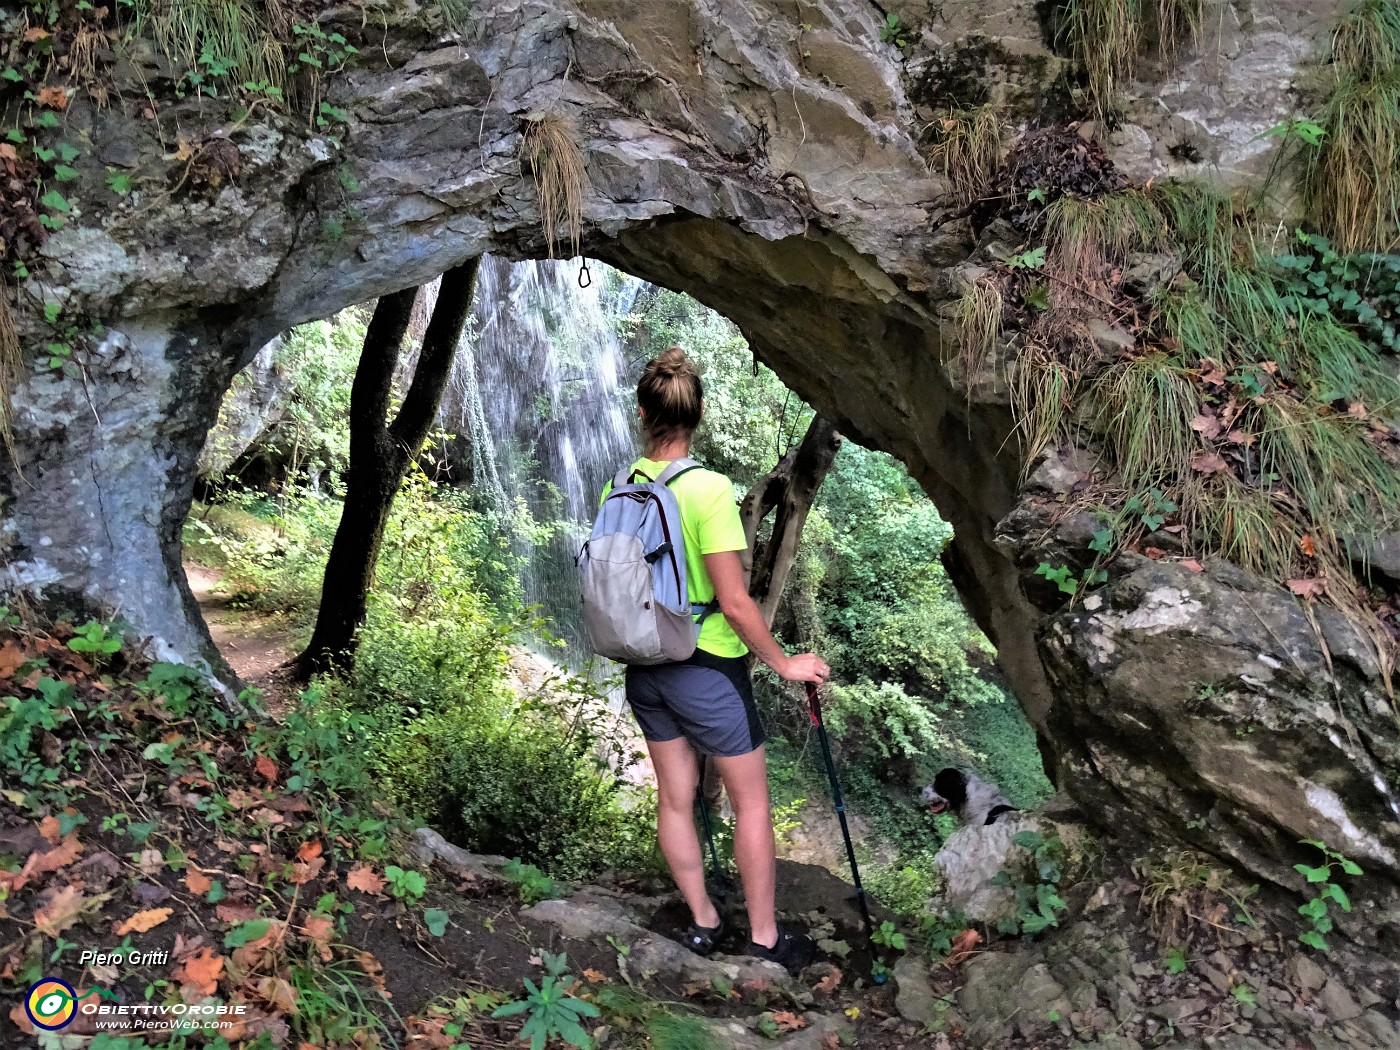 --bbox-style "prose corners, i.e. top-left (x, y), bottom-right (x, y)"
top-left (652, 346), bottom-right (697, 378)
top-left (638, 346), bottom-right (703, 440)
